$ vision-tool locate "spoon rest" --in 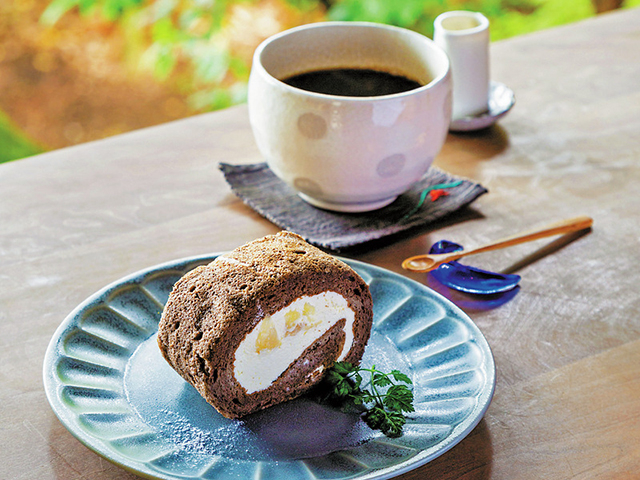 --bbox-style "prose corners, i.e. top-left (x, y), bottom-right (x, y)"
top-left (428, 240), bottom-right (521, 295)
